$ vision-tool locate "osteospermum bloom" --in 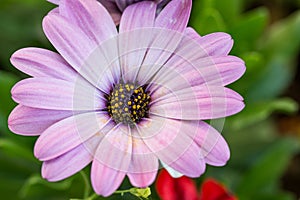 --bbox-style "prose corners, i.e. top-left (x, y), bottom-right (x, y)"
top-left (9, 0), bottom-right (245, 197)
top-left (47, 0), bottom-right (168, 24)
